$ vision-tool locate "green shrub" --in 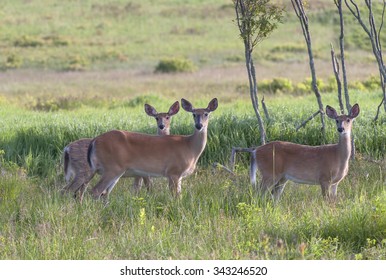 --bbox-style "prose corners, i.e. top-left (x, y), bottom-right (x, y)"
top-left (293, 78), bottom-right (324, 94)
top-left (64, 55), bottom-right (89, 71)
top-left (271, 44), bottom-right (306, 53)
top-left (258, 78), bottom-right (293, 94)
top-left (2, 54), bottom-right (22, 70)
top-left (362, 75), bottom-right (381, 91)
top-left (29, 96), bottom-right (84, 112)
top-left (43, 35), bottom-right (71, 47)
top-left (155, 57), bottom-right (196, 73)
top-left (14, 35), bottom-right (44, 48)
